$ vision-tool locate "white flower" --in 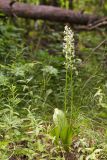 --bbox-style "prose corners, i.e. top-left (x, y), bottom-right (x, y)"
top-left (63, 25), bottom-right (75, 69)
